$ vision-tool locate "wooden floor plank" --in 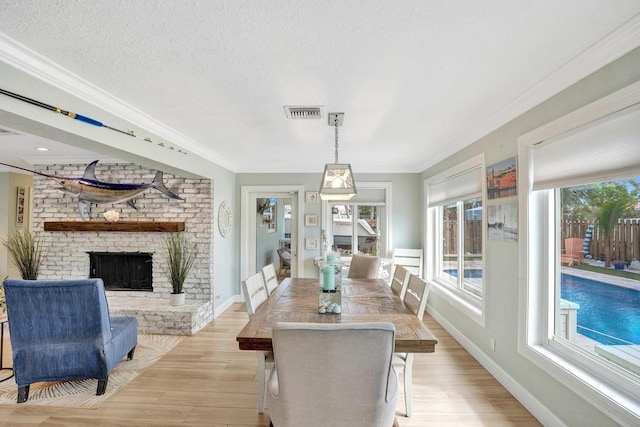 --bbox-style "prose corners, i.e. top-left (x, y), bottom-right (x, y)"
top-left (0, 302), bottom-right (540, 426)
